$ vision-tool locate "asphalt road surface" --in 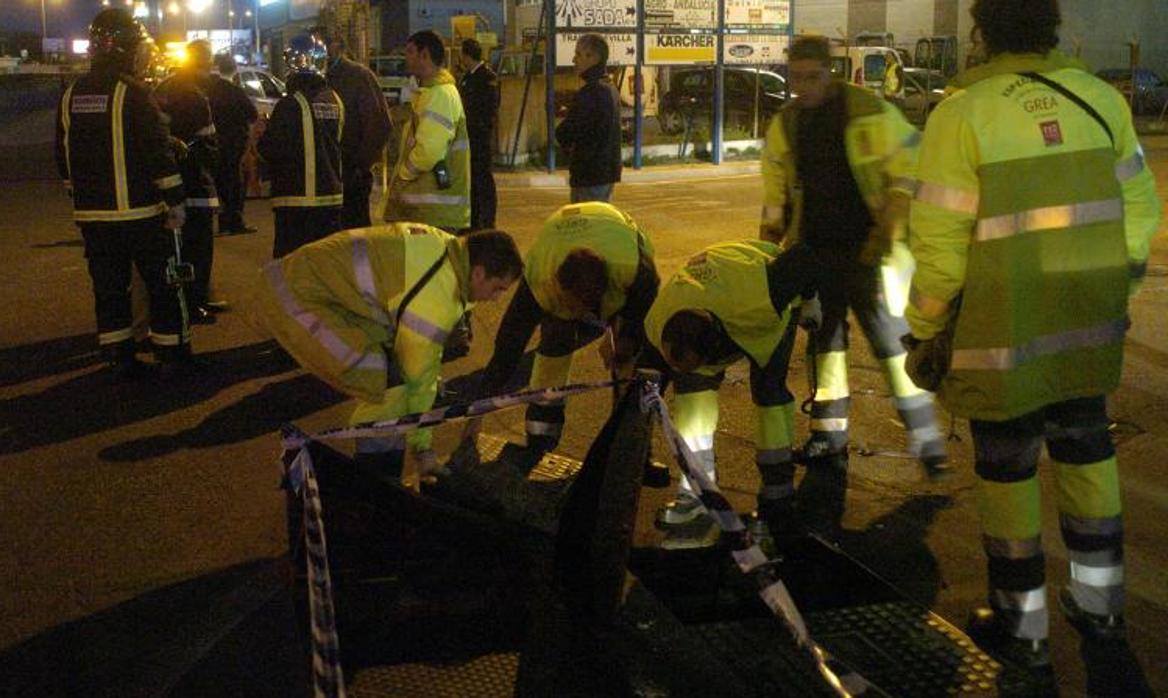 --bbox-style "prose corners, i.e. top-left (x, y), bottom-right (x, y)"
top-left (2, 115), bottom-right (1167, 696)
